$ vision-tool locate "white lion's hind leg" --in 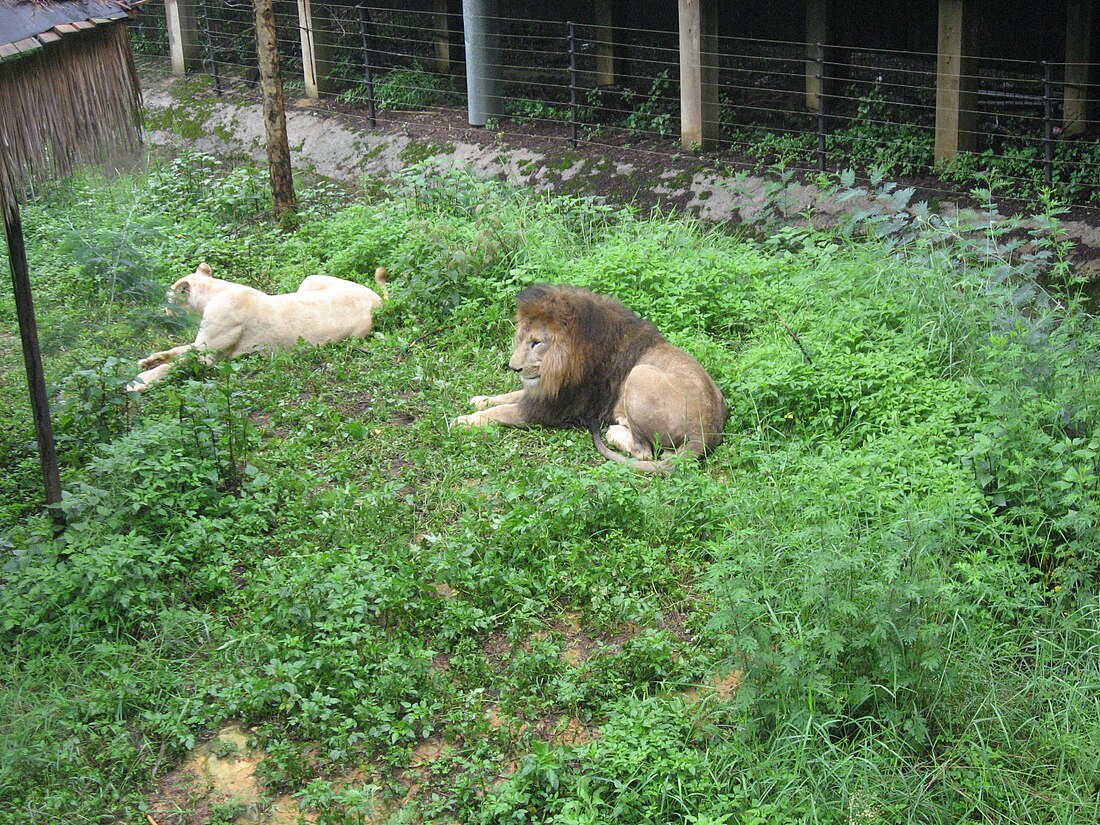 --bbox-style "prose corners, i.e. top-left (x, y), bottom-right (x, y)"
top-left (296, 274), bottom-right (343, 293)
